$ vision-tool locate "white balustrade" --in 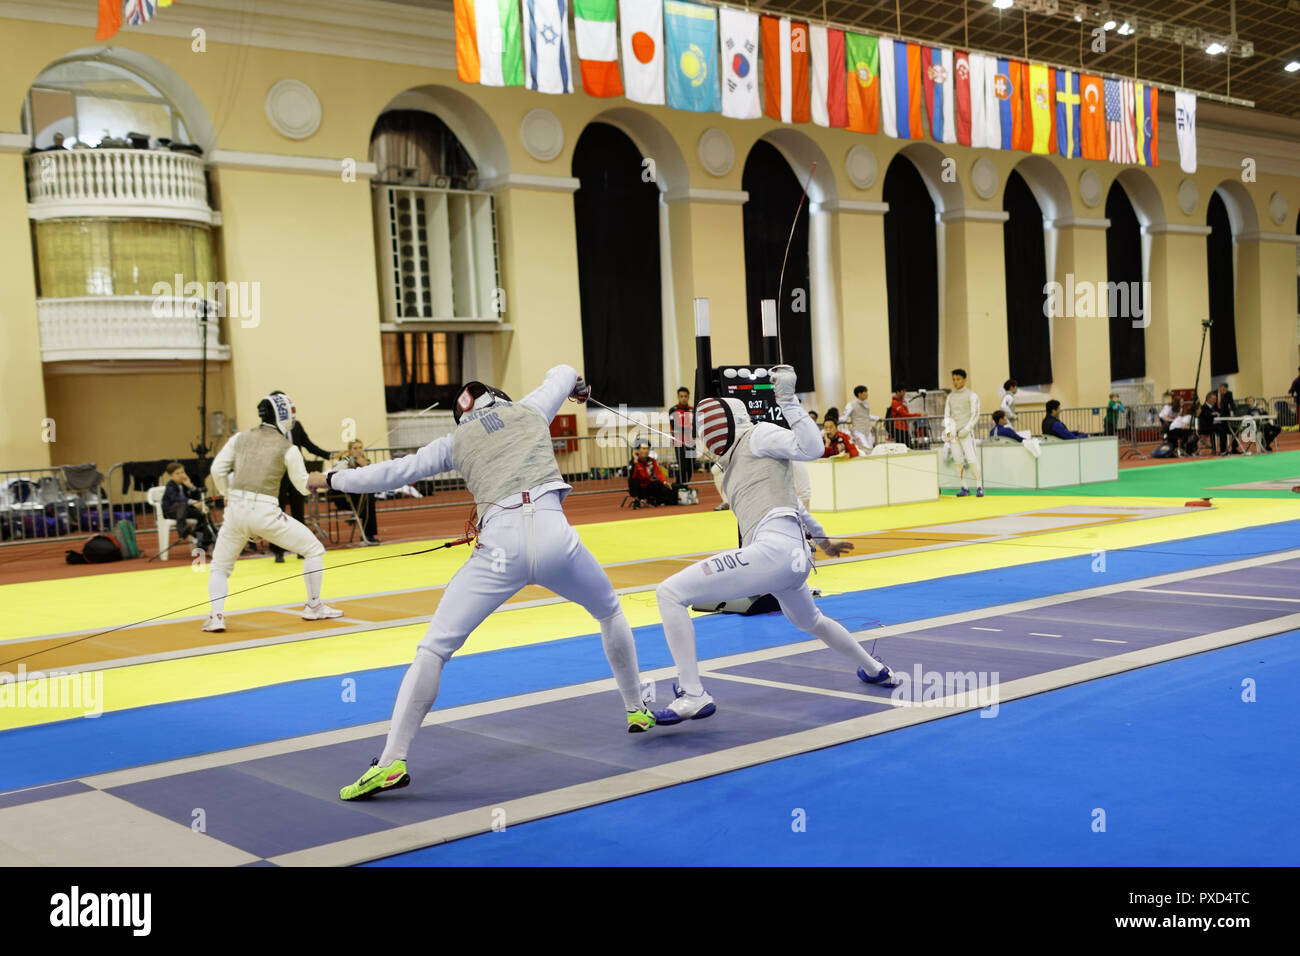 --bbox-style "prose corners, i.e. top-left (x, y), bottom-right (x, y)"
top-left (37, 296), bottom-right (231, 363)
top-left (26, 149), bottom-right (215, 224)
